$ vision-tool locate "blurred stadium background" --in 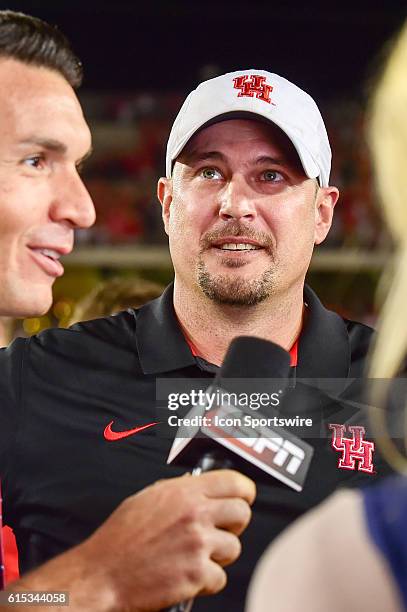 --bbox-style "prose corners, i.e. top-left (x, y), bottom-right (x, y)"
top-left (3, 0), bottom-right (407, 339)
